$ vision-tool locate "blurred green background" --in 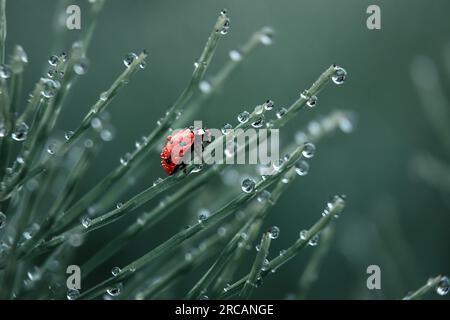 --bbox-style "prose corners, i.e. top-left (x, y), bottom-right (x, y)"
top-left (6, 0), bottom-right (450, 299)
